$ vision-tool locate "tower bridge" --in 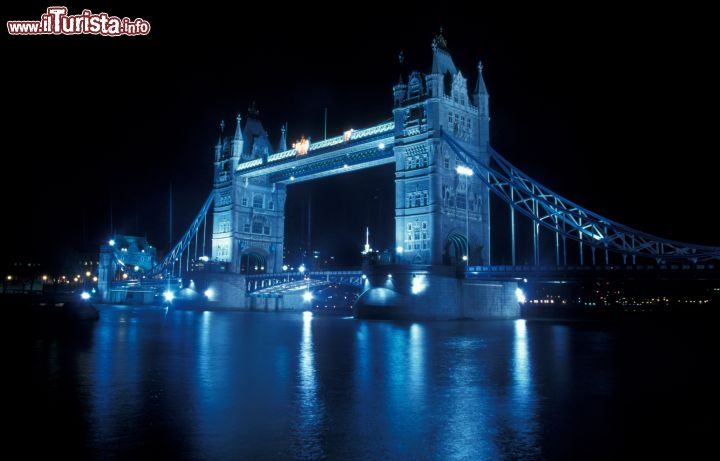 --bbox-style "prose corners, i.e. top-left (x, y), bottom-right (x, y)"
top-left (98, 31), bottom-right (720, 318)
